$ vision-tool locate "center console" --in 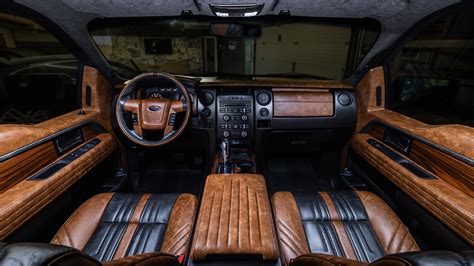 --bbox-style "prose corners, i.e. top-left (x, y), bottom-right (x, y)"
top-left (190, 174), bottom-right (280, 265)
